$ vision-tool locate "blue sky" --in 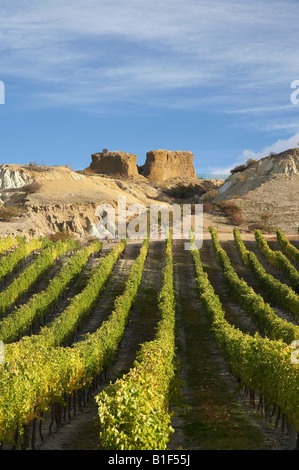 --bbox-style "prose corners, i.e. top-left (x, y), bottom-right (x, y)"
top-left (1, 0), bottom-right (299, 174)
